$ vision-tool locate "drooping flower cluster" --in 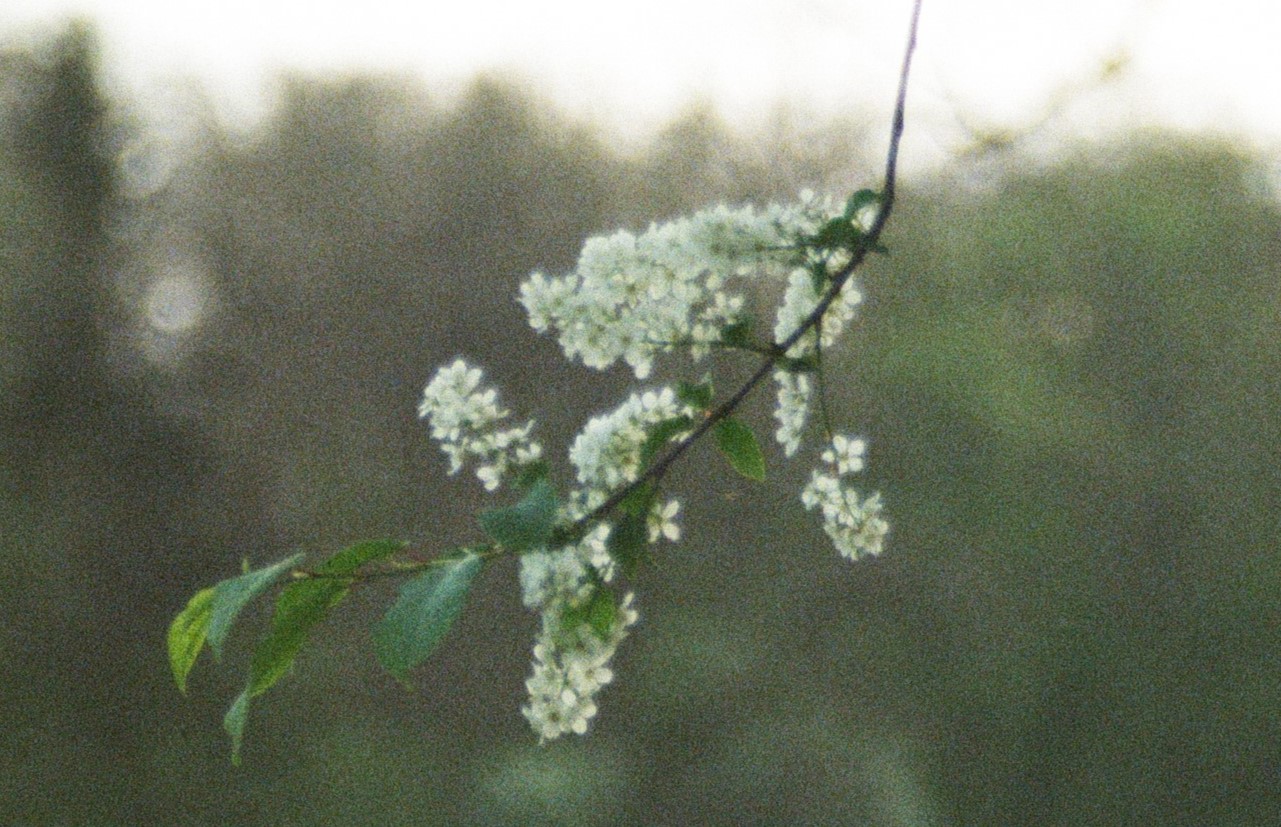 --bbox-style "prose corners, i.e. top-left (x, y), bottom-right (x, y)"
top-left (801, 434), bottom-right (889, 561)
top-left (518, 194), bottom-right (871, 465)
top-left (519, 201), bottom-right (819, 380)
top-left (418, 359), bottom-right (543, 491)
top-left (522, 590), bottom-right (639, 741)
top-left (517, 525), bottom-right (639, 741)
top-left (772, 266), bottom-right (864, 359)
top-left (772, 370), bottom-right (813, 457)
